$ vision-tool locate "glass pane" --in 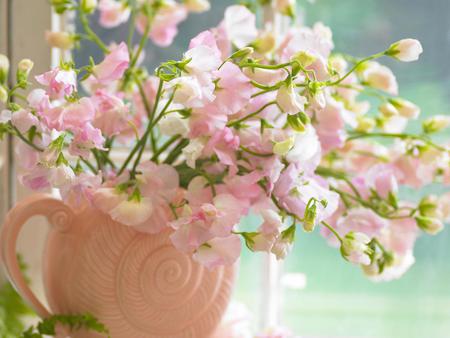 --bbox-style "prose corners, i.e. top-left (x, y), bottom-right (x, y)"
top-left (281, 1), bottom-right (450, 337)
